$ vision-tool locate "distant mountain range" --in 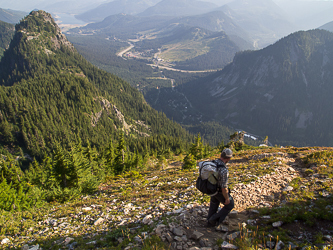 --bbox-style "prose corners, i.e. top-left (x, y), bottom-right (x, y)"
top-left (146, 29), bottom-right (333, 146)
top-left (218, 0), bottom-right (297, 48)
top-left (0, 8), bottom-right (27, 24)
top-left (137, 0), bottom-right (217, 17)
top-left (69, 13), bottom-right (172, 39)
top-left (320, 21), bottom-right (333, 33)
top-left (0, 0), bottom-right (105, 15)
top-left (276, 0), bottom-right (333, 30)
top-left (71, 0), bottom-right (299, 52)
top-left (76, 0), bottom-right (161, 23)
